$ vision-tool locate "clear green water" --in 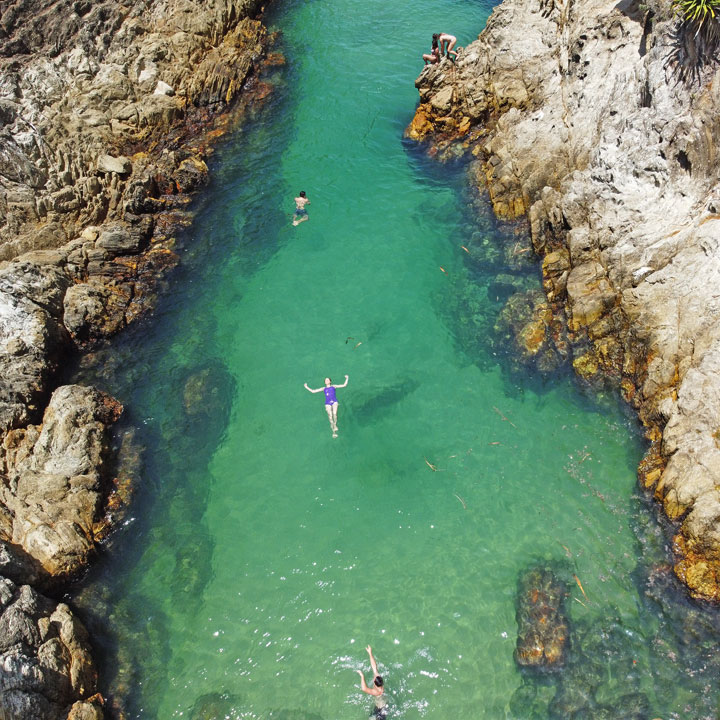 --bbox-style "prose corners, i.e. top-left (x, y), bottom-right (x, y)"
top-left (73, 1), bottom-right (720, 718)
